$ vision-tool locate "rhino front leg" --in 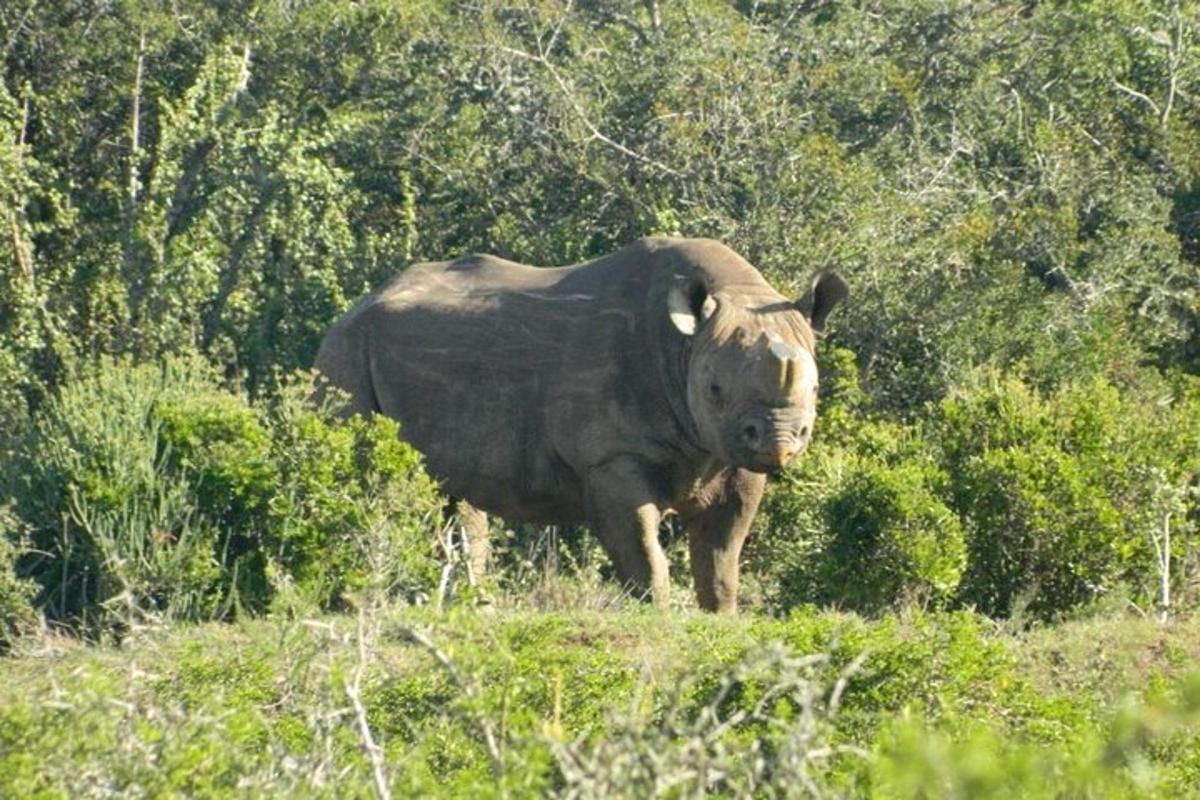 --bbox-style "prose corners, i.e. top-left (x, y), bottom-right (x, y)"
top-left (682, 469), bottom-right (766, 613)
top-left (584, 460), bottom-right (670, 609)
